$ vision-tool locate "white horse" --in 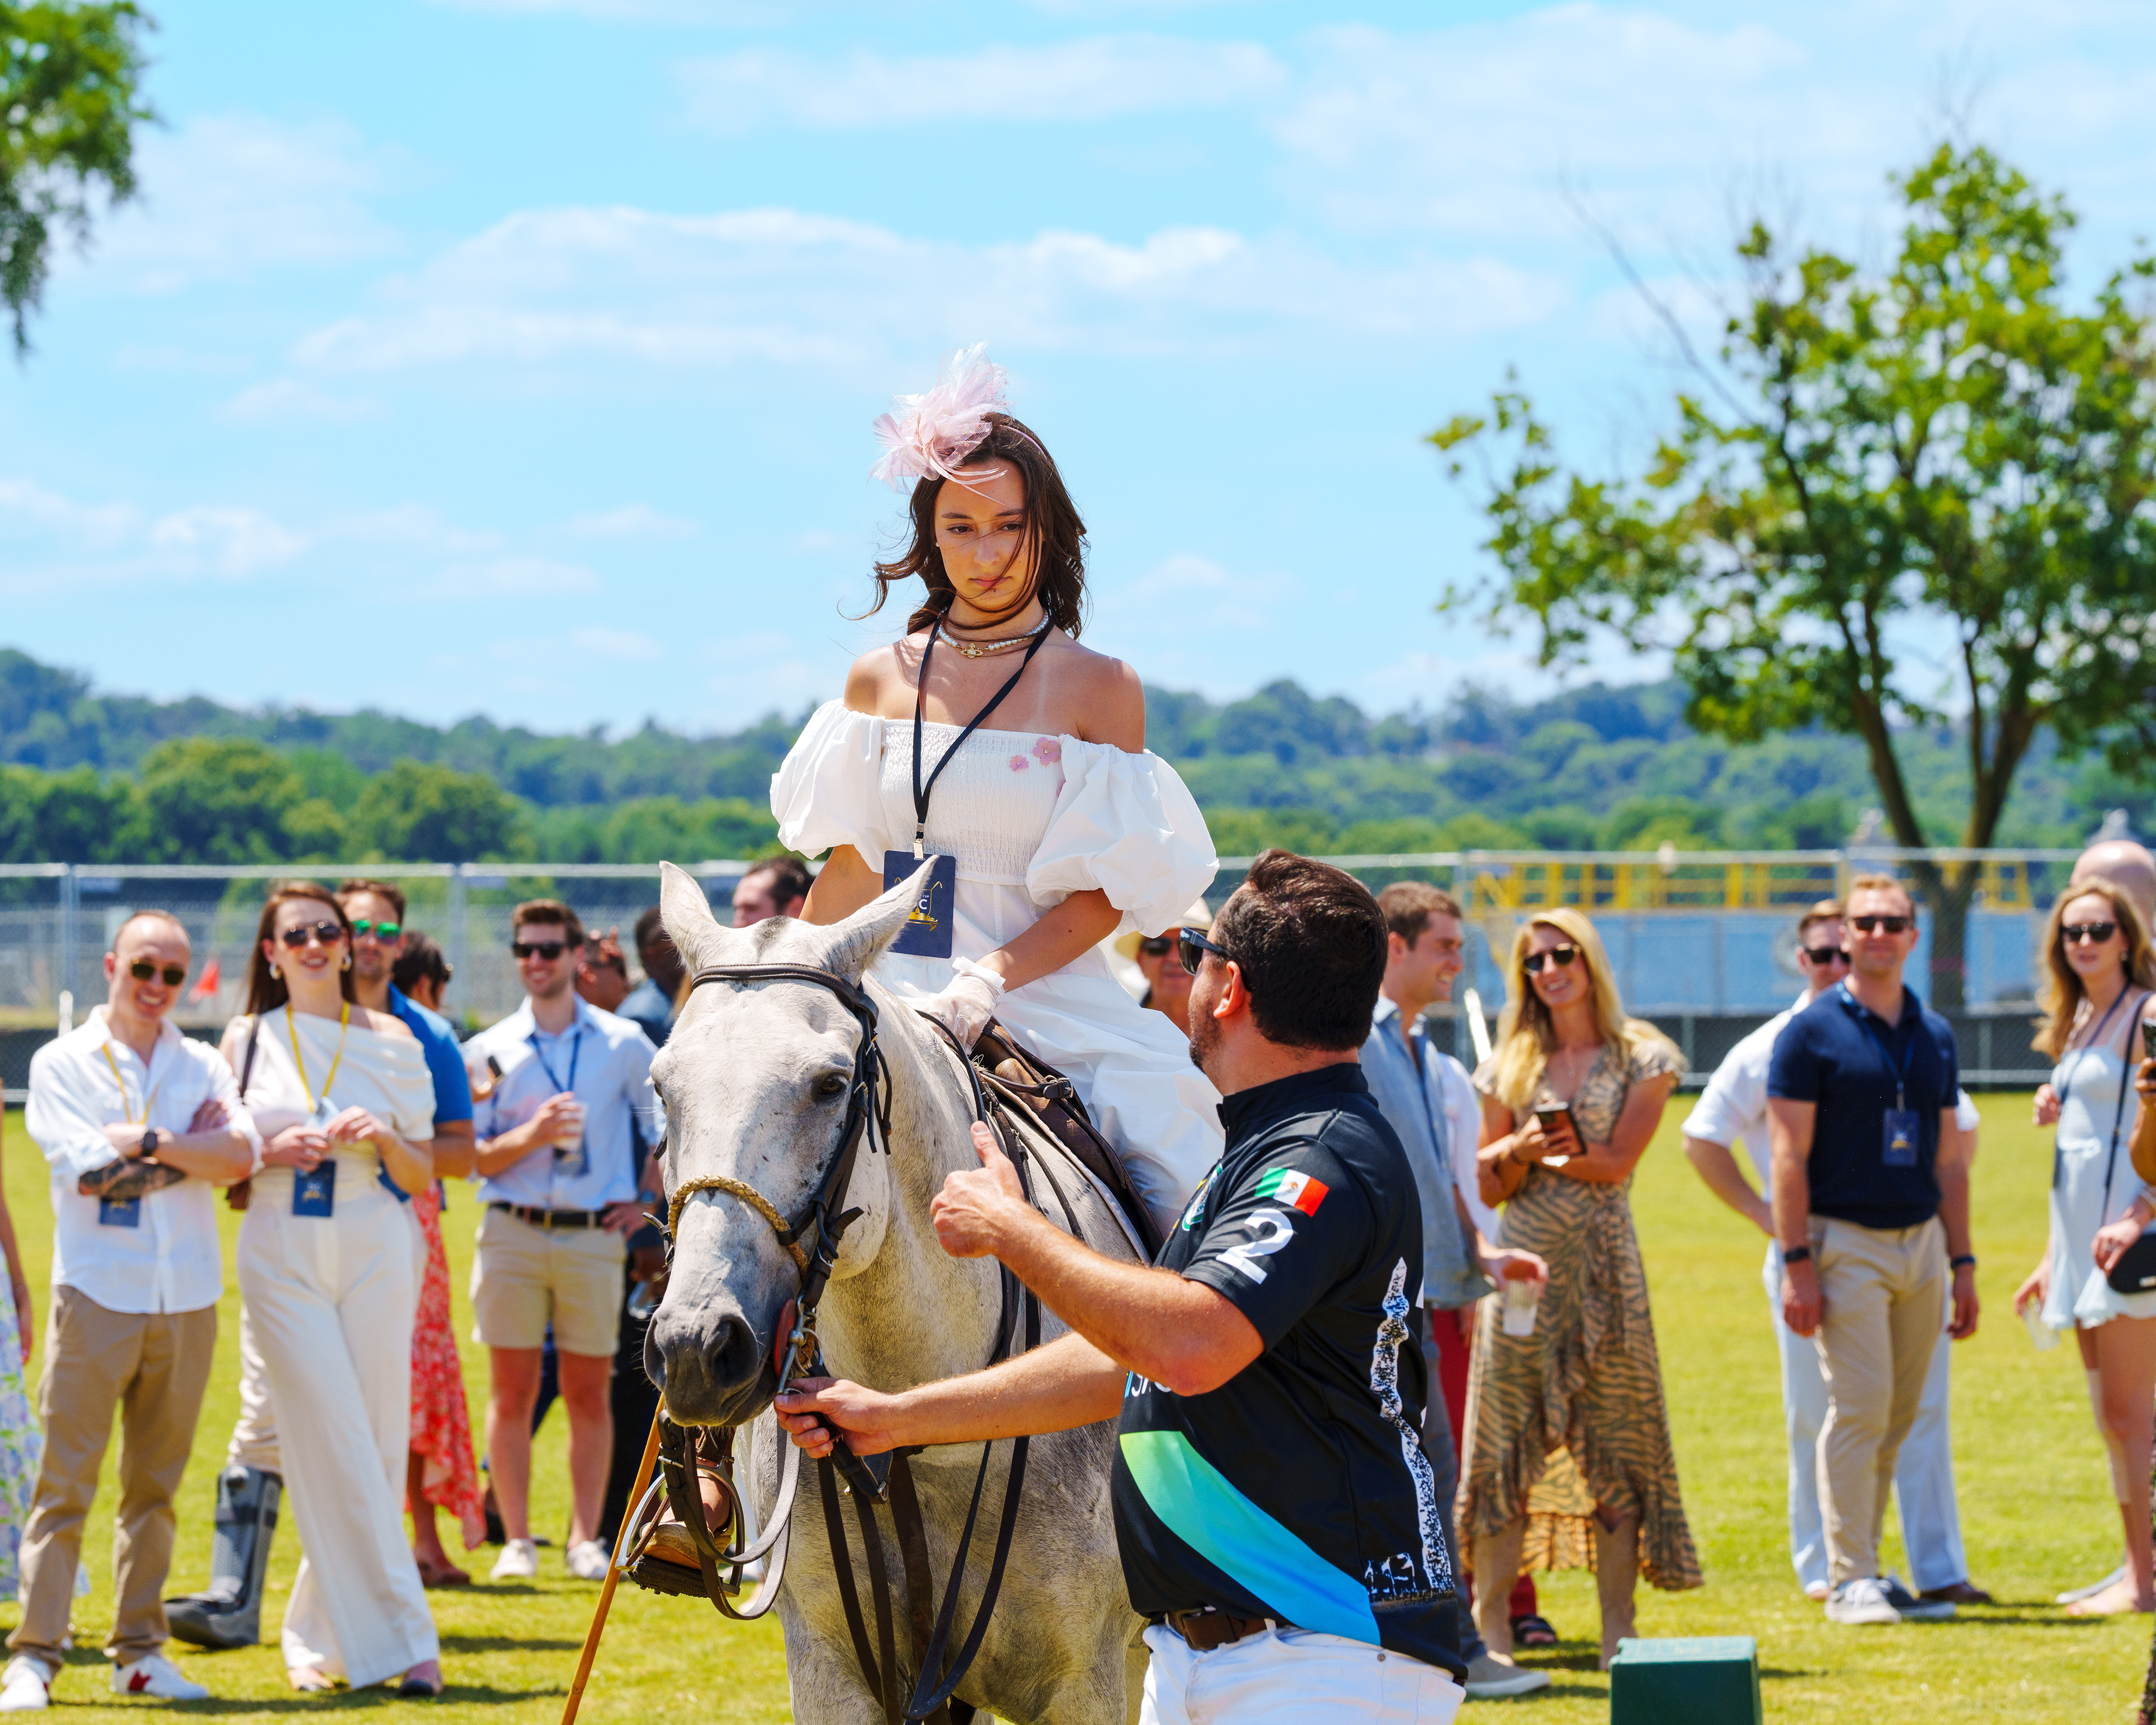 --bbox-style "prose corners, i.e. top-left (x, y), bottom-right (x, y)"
top-left (645, 863), bottom-right (1141, 1723)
